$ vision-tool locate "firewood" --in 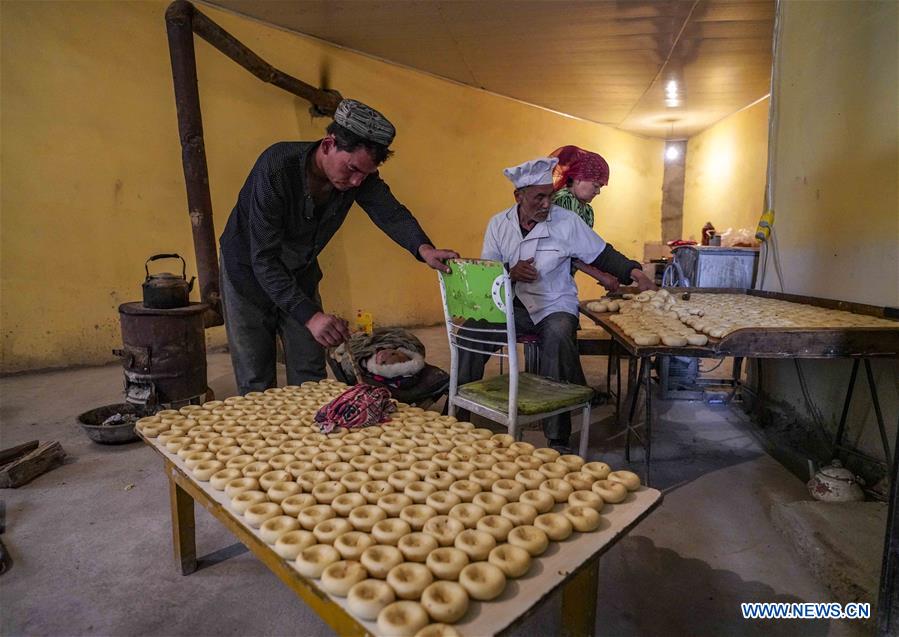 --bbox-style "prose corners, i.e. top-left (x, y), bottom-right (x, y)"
top-left (0, 441), bottom-right (66, 488)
